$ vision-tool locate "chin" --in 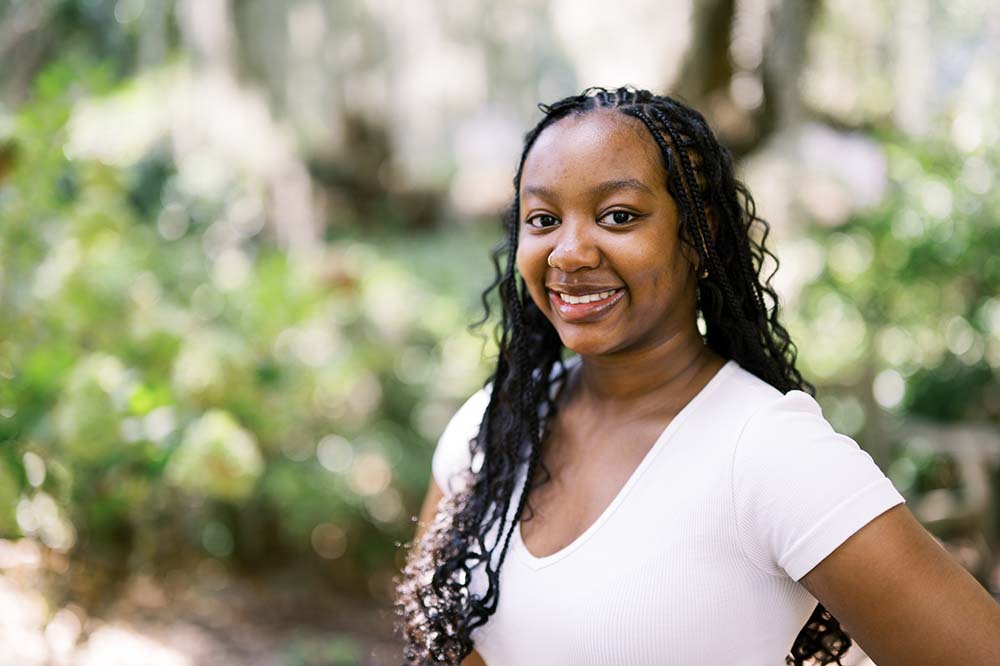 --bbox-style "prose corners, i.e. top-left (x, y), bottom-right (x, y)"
top-left (553, 328), bottom-right (623, 357)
